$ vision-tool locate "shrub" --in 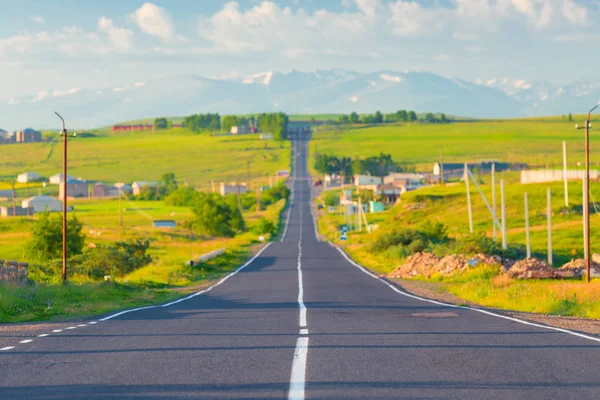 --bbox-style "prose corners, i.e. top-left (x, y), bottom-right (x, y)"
top-left (26, 211), bottom-right (85, 263)
top-left (192, 193), bottom-right (244, 237)
top-left (253, 218), bottom-right (276, 235)
top-left (70, 239), bottom-right (152, 279)
top-left (165, 187), bottom-right (198, 207)
top-left (324, 191), bottom-right (340, 207)
top-left (368, 227), bottom-right (427, 253)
